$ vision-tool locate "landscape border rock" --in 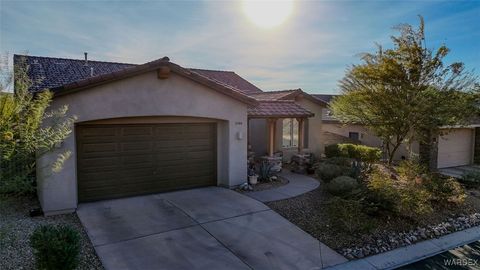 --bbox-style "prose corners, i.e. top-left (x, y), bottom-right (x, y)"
top-left (341, 213), bottom-right (480, 259)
